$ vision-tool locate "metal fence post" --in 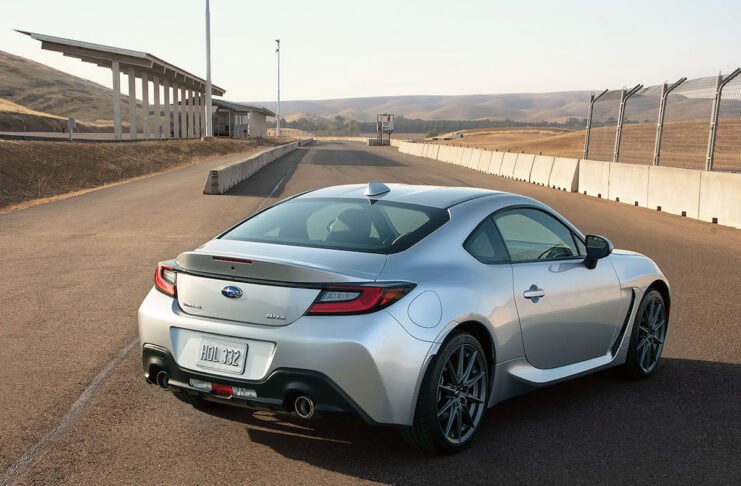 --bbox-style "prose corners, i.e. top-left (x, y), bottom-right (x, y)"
top-left (583, 89), bottom-right (608, 159)
top-left (653, 77), bottom-right (686, 166)
top-left (613, 84), bottom-right (642, 162)
top-left (705, 68), bottom-right (741, 171)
